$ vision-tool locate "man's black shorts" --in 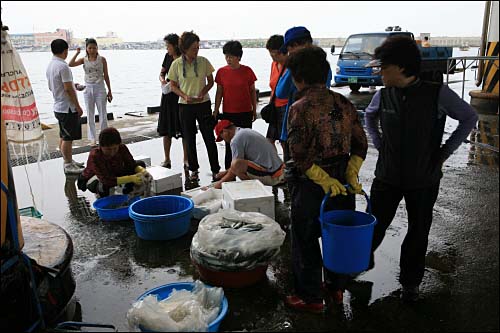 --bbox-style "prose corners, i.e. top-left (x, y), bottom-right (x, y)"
top-left (55, 110), bottom-right (82, 141)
